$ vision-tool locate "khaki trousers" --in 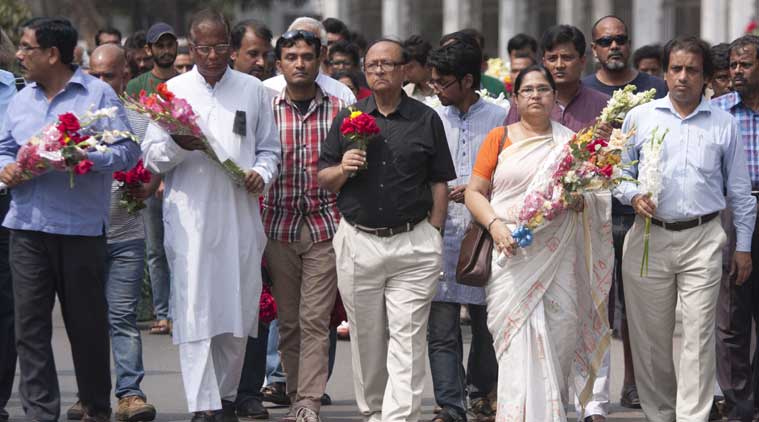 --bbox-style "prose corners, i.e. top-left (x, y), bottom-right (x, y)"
top-left (622, 216), bottom-right (726, 422)
top-left (333, 219), bottom-right (442, 422)
top-left (266, 224), bottom-right (338, 412)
